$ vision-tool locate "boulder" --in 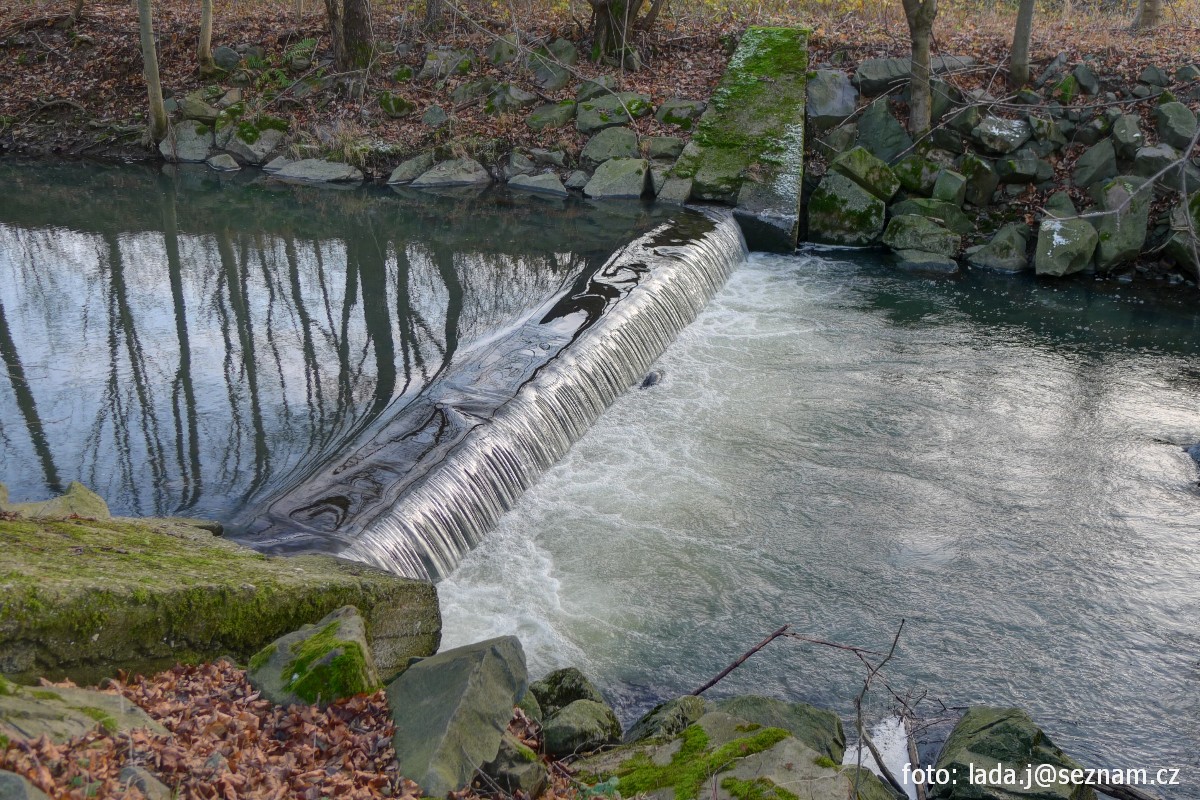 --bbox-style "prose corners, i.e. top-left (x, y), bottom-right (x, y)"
top-left (0, 771), bottom-right (50, 800)
top-left (577, 92), bottom-right (653, 134)
top-left (225, 127), bottom-right (285, 165)
top-left (543, 699), bottom-right (622, 758)
top-left (853, 57), bottom-right (910, 96)
top-left (655, 98), bottom-right (707, 130)
top-left (883, 214), bottom-right (961, 256)
top-left (806, 173), bottom-right (886, 246)
top-left (508, 173), bottom-right (568, 197)
top-left (932, 169), bottom-right (968, 206)
top-left (625, 695), bottom-right (708, 743)
top-left (1154, 101), bottom-right (1198, 149)
top-left (889, 197), bottom-right (973, 234)
top-left (411, 158), bottom-right (492, 188)
top-left (1043, 190), bottom-right (1076, 219)
top-left (485, 33), bottom-right (519, 65)
top-left (647, 136), bottom-right (684, 161)
top-left (806, 70), bottom-right (857, 130)
top-left (206, 153), bottom-right (241, 172)
top-left (971, 116), bottom-right (1032, 154)
top-left (212, 45), bottom-right (241, 70)
top-left (275, 159), bottom-right (363, 184)
top-left (1071, 139), bottom-right (1116, 188)
top-left (814, 124), bottom-right (858, 161)
top-left (856, 98), bottom-right (912, 163)
top-left (529, 667), bottom-right (606, 718)
top-left (576, 75), bottom-right (617, 103)
top-left (529, 147), bottom-right (567, 167)
top-left (262, 156), bottom-right (291, 174)
top-left (565, 170), bottom-right (591, 190)
top-left (159, 121), bottom-right (214, 164)
top-left (995, 150), bottom-right (1042, 184)
top-left (1072, 62), bottom-right (1100, 95)
top-left (0, 677), bottom-right (168, 744)
top-left (487, 83), bottom-right (539, 114)
top-left (1110, 114), bottom-right (1144, 159)
top-left (388, 637), bottom-right (528, 797)
top-left (0, 510), bottom-right (438, 685)
top-left (247, 606), bottom-right (380, 707)
top-left (418, 48), bottom-right (474, 82)
top-left (714, 696), bottom-right (845, 763)
top-left (892, 154), bottom-right (940, 195)
top-left (503, 151), bottom-right (536, 181)
top-left (929, 706), bottom-right (1097, 800)
top-left (656, 177), bottom-right (693, 204)
top-left (583, 158), bottom-right (650, 199)
top-left (178, 94), bottom-right (220, 125)
top-left (422, 105), bottom-right (449, 128)
top-left (1035, 218), bottom-right (1098, 276)
top-left (1177, 64), bottom-right (1200, 82)
top-left (388, 151), bottom-right (435, 184)
top-left (829, 146), bottom-right (900, 202)
top-left (1138, 65), bottom-right (1169, 87)
top-left (1091, 174), bottom-right (1150, 271)
top-left (527, 101), bottom-right (577, 131)
top-left (1165, 191), bottom-right (1200, 275)
top-left (117, 767), bottom-right (172, 800)
top-left (581, 126), bottom-right (638, 168)
top-left (1028, 115), bottom-right (1068, 149)
top-left (452, 77), bottom-right (496, 104)
top-left (483, 731), bottom-right (549, 796)
top-left (379, 91), bottom-right (417, 118)
top-left (967, 223), bottom-right (1030, 272)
